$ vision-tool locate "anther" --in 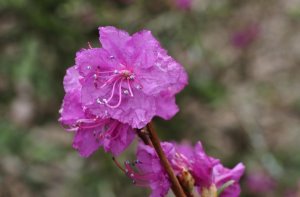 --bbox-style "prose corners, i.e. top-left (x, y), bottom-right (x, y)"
top-left (125, 160), bottom-right (130, 165)
top-left (128, 75), bottom-right (135, 80)
top-left (96, 98), bottom-right (103, 104)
